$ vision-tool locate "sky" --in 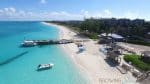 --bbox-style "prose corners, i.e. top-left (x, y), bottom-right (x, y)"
top-left (0, 0), bottom-right (150, 21)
